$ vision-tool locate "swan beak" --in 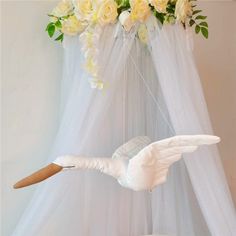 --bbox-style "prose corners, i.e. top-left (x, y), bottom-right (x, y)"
top-left (13, 163), bottom-right (63, 189)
